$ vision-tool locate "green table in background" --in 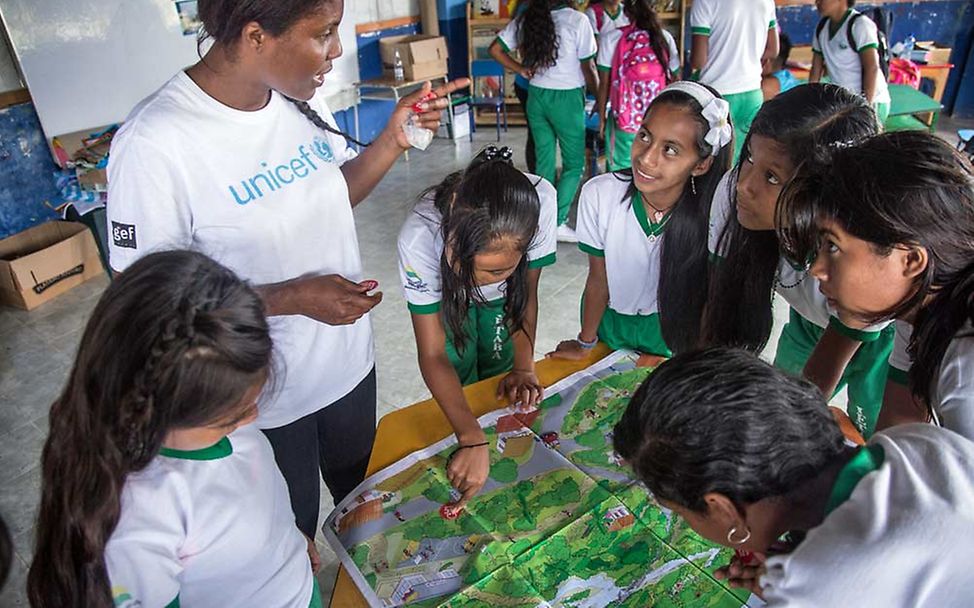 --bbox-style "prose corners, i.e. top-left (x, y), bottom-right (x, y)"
top-left (886, 83), bottom-right (943, 132)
